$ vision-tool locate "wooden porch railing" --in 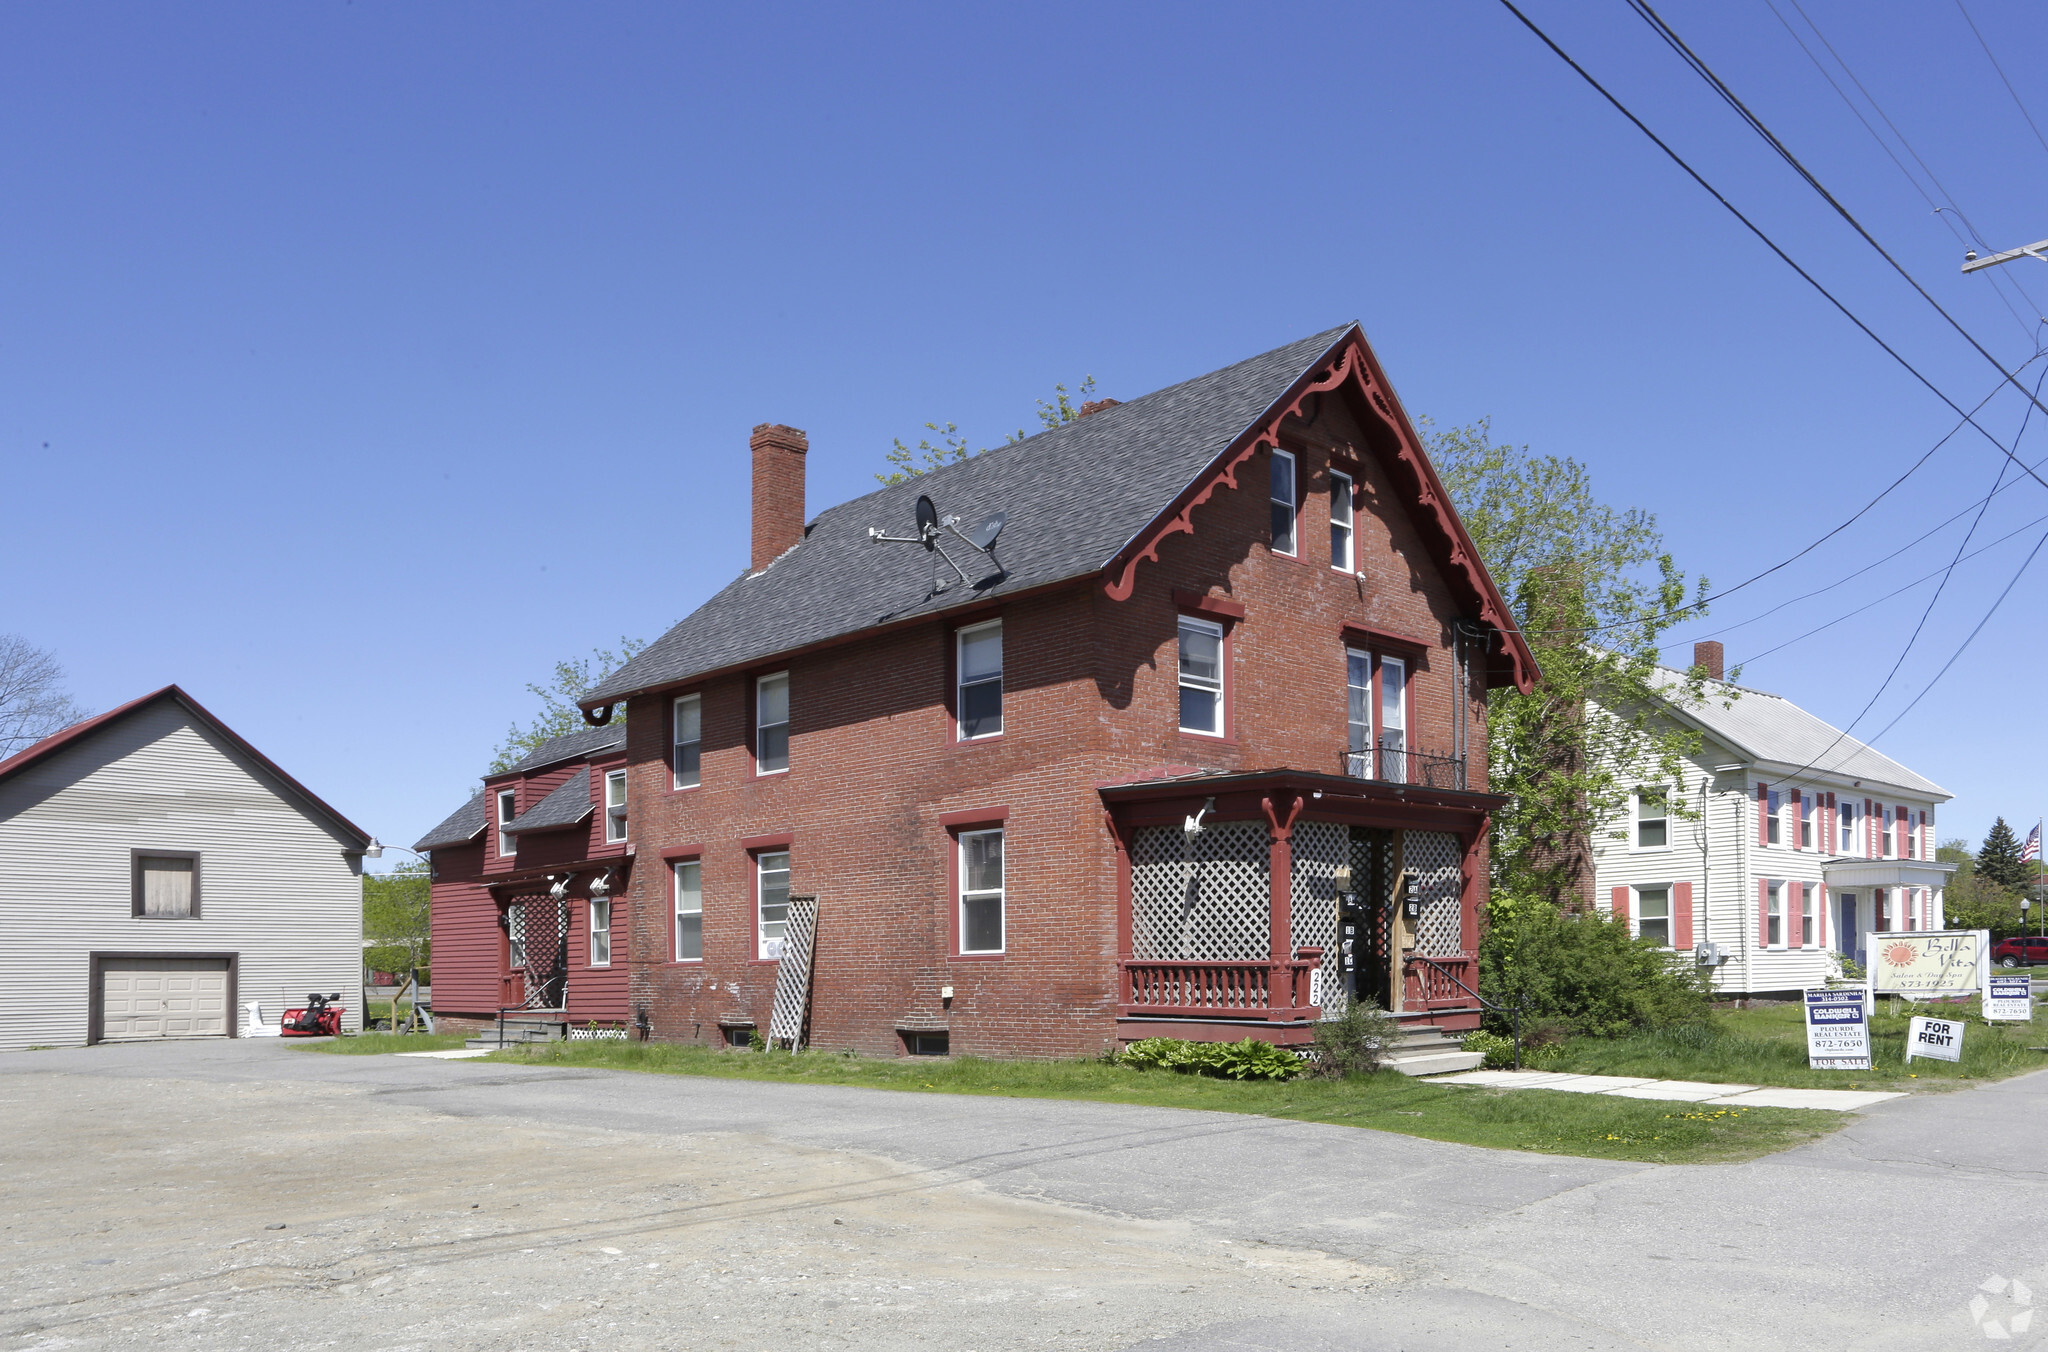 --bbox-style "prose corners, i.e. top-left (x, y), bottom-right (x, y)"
top-left (1119, 948), bottom-right (1324, 1022)
top-left (1404, 952), bottom-right (1479, 1007)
